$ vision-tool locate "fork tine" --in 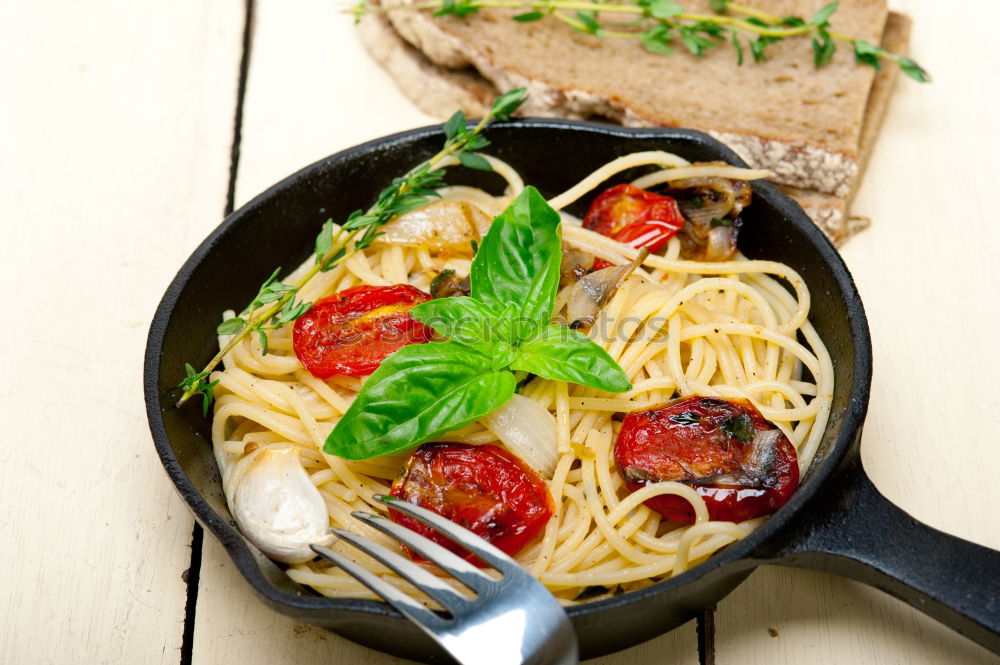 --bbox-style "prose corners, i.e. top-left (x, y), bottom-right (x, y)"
top-left (375, 495), bottom-right (523, 575)
top-left (351, 511), bottom-right (495, 594)
top-left (332, 528), bottom-right (473, 613)
top-left (310, 544), bottom-right (447, 632)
